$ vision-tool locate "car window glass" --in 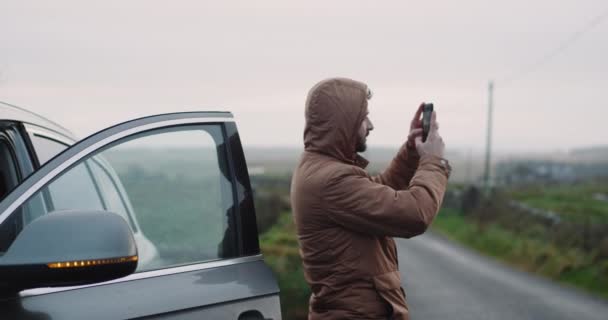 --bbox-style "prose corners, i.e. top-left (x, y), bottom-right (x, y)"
top-left (0, 125), bottom-right (236, 272)
top-left (48, 162), bottom-right (105, 212)
top-left (88, 159), bottom-right (134, 229)
top-left (31, 135), bottom-right (68, 165)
